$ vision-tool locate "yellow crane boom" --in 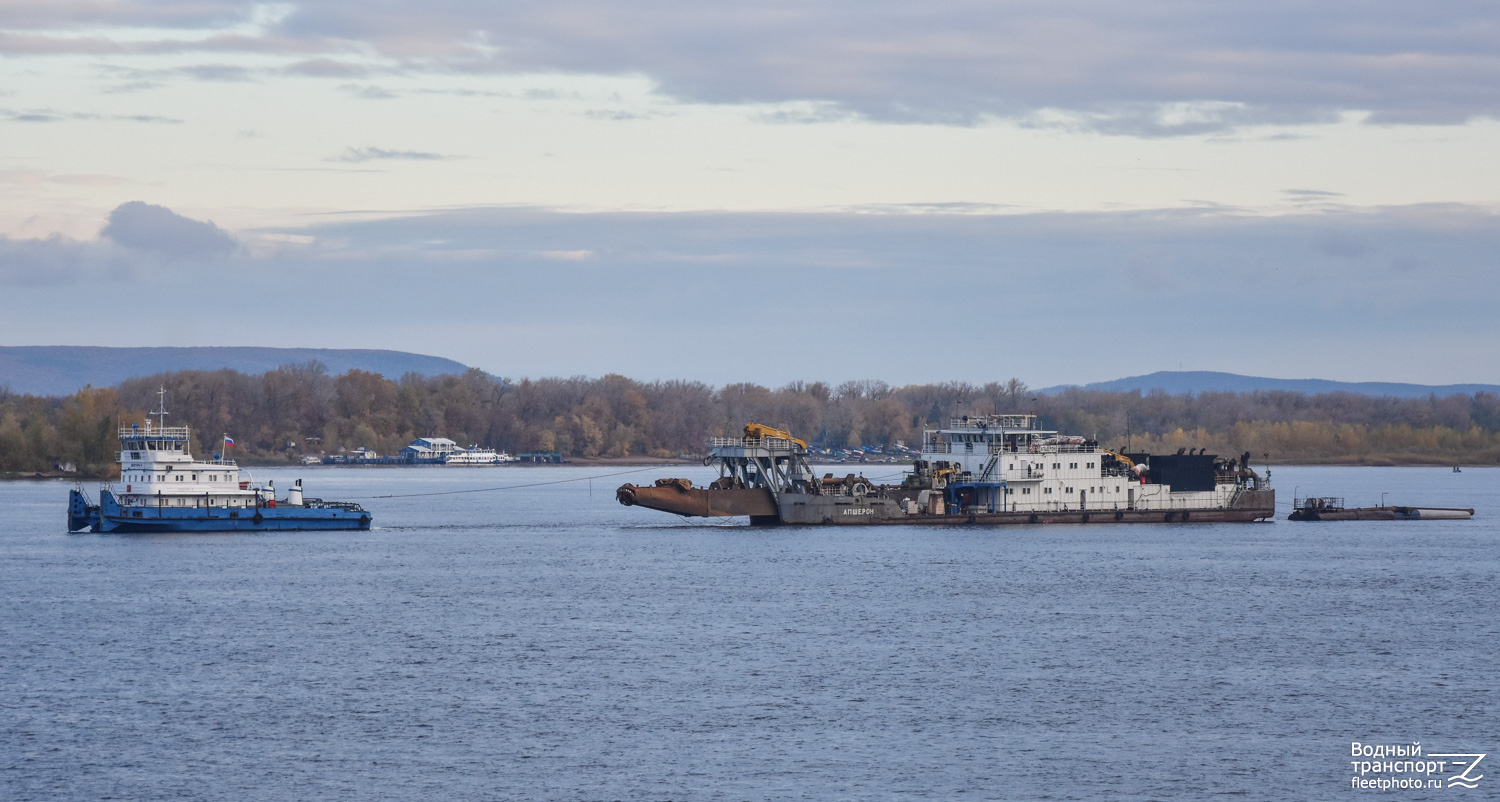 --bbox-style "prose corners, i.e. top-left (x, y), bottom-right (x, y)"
top-left (743, 423), bottom-right (807, 450)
